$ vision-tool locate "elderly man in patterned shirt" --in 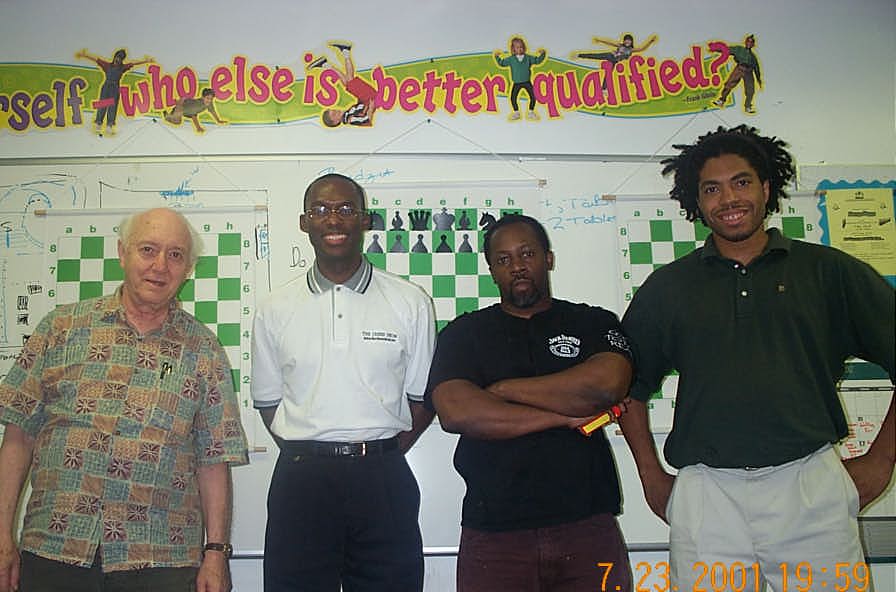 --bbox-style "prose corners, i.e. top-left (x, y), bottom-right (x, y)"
top-left (0, 207), bottom-right (248, 592)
